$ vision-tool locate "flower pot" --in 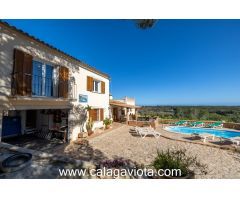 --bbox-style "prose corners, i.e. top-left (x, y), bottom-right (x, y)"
top-left (105, 125), bottom-right (111, 129)
top-left (87, 130), bottom-right (94, 136)
top-left (78, 132), bottom-right (88, 138)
